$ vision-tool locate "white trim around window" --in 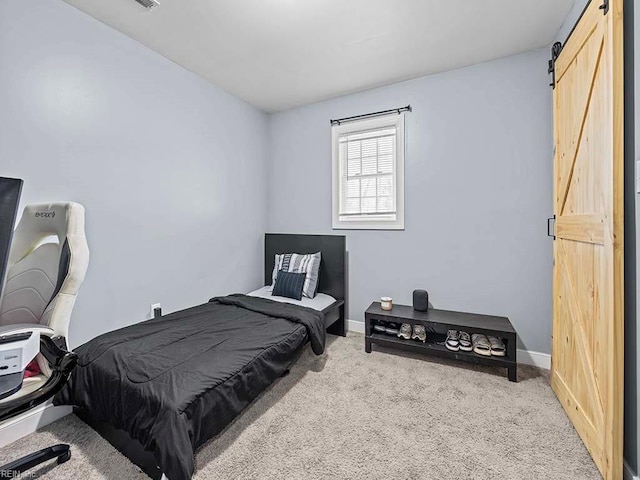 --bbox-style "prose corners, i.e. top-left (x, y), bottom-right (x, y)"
top-left (331, 113), bottom-right (405, 230)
